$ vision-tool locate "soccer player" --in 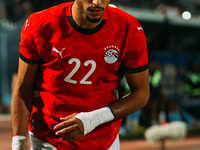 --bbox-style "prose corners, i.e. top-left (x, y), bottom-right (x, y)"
top-left (11, 0), bottom-right (149, 149)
